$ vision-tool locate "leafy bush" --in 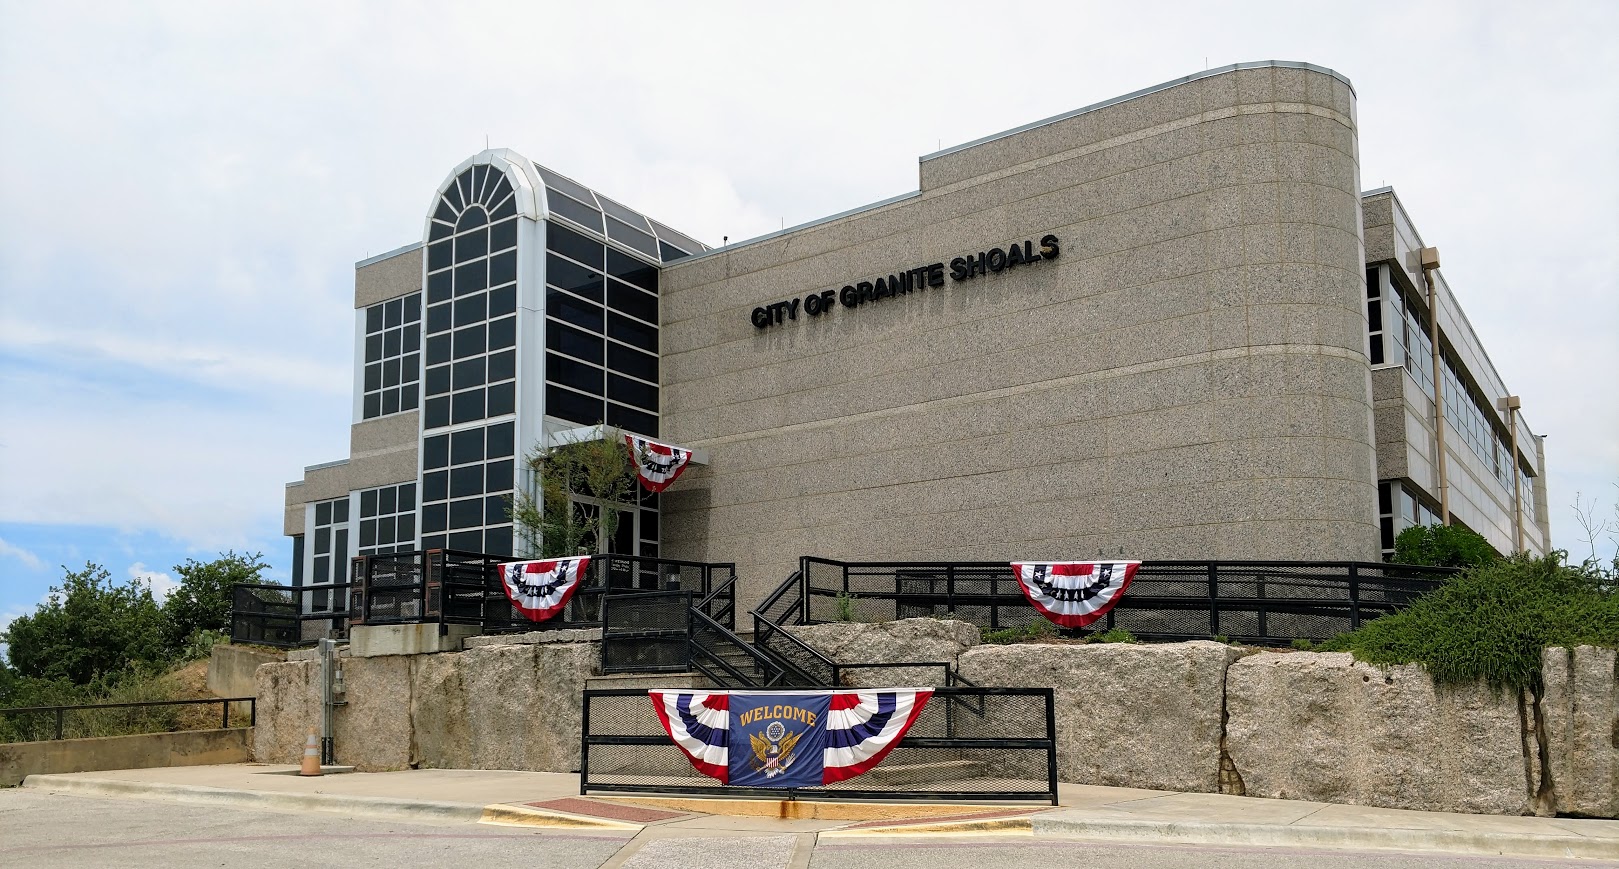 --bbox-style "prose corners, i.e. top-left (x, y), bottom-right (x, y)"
top-left (2, 564), bottom-right (170, 685)
top-left (982, 620), bottom-right (1057, 645)
top-left (164, 552), bottom-right (268, 648)
top-left (1091, 628), bottom-right (1138, 644)
top-left (1290, 639), bottom-right (1316, 651)
top-left (1318, 553), bottom-right (1619, 691)
top-left (1393, 523), bottom-right (1499, 568)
